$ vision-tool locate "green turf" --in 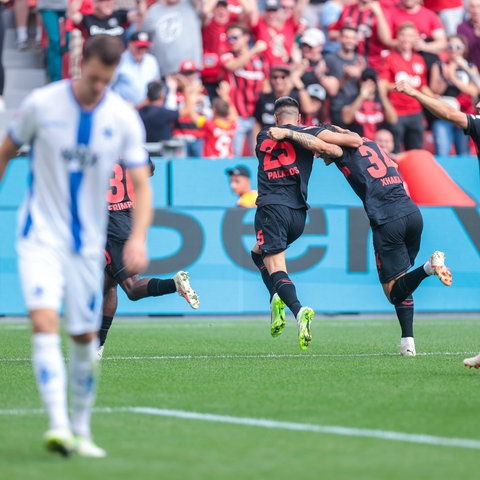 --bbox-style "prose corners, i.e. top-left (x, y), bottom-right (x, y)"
top-left (1, 315), bottom-right (479, 480)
